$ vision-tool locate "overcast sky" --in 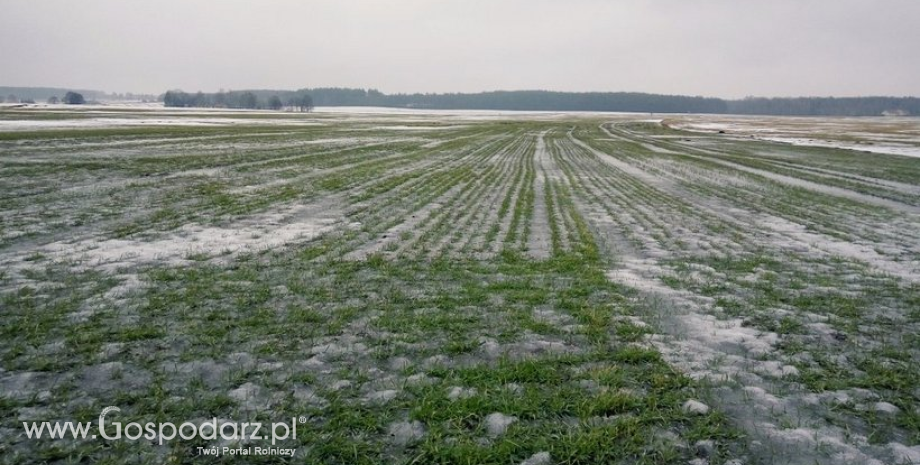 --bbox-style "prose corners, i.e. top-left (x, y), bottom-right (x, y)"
top-left (2, 0), bottom-right (919, 98)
